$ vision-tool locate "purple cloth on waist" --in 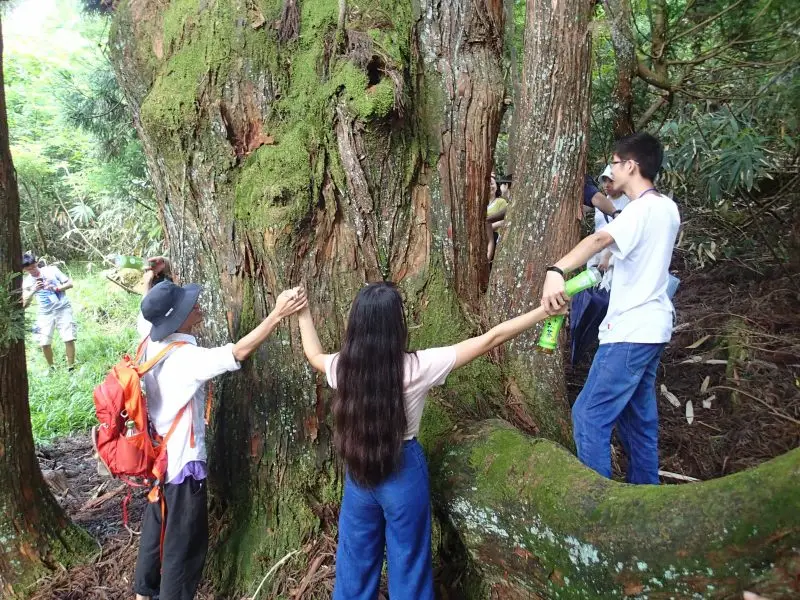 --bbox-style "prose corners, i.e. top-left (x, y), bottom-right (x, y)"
top-left (168, 460), bottom-right (207, 484)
